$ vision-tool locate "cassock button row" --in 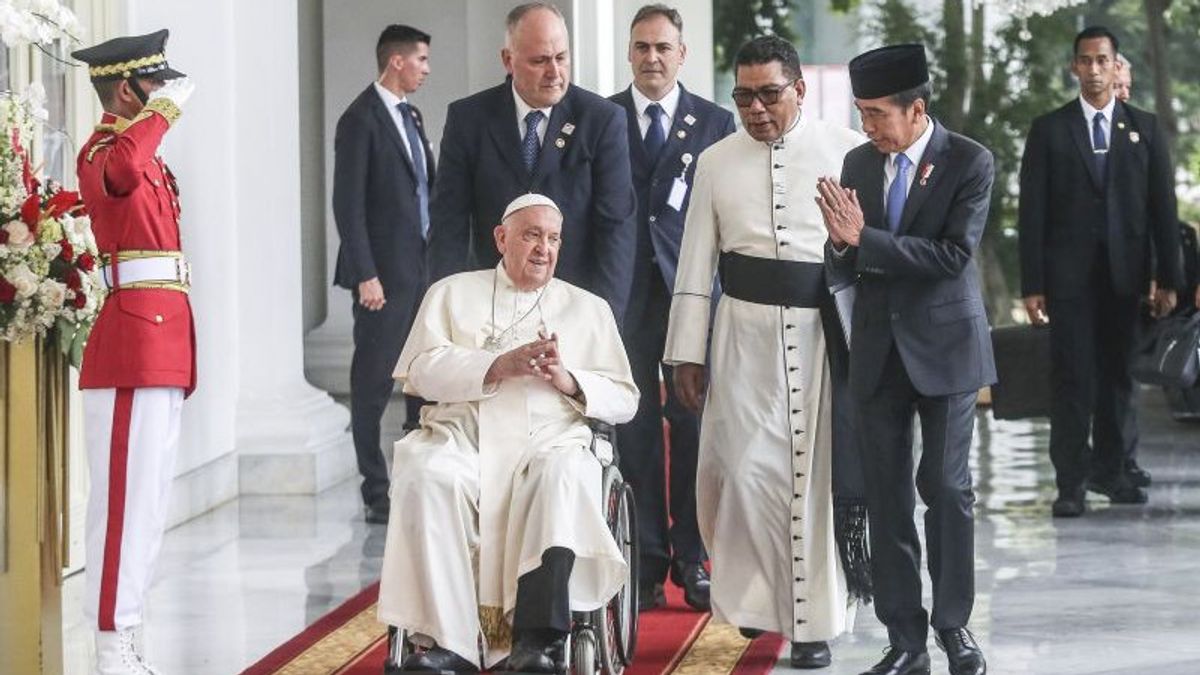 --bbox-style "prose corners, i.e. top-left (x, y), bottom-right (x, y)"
top-left (786, 324), bottom-right (794, 329)
top-left (793, 429), bottom-right (801, 435)
top-left (776, 225), bottom-right (786, 230)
